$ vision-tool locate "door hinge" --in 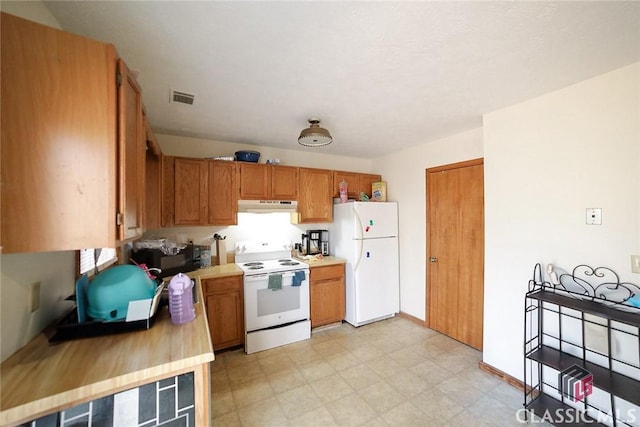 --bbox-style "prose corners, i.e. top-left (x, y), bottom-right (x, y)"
top-left (116, 71), bottom-right (122, 87)
top-left (116, 212), bottom-right (123, 226)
